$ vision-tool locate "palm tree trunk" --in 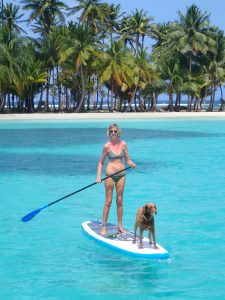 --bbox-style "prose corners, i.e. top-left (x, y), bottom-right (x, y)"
top-left (12, 94), bottom-right (15, 111)
top-left (17, 97), bottom-right (22, 112)
top-left (211, 84), bottom-right (216, 111)
top-left (56, 67), bottom-right (62, 112)
top-left (136, 34), bottom-right (139, 55)
top-left (87, 93), bottom-right (91, 111)
top-left (134, 92), bottom-right (138, 111)
top-left (44, 70), bottom-right (51, 112)
top-left (37, 85), bottom-right (44, 112)
top-left (110, 90), bottom-right (114, 112)
top-left (75, 65), bottom-right (86, 113)
top-left (107, 89), bottom-right (110, 111)
top-left (125, 86), bottom-right (138, 112)
top-left (168, 93), bottom-right (174, 111)
top-left (207, 85), bottom-right (214, 111)
top-left (65, 86), bottom-right (69, 111)
top-left (187, 55), bottom-right (192, 111)
top-left (138, 96), bottom-right (145, 112)
top-left (0, 93), bottom-right (6, 112)
top-left (94, 77), bottom-right (99, 110)
top-left (110, 79), bottom-right (114, 112)
top-left (0, 92), bottom-right (2, 110)
top-left (99, 93), bottom-right (103, 110)
top-left (175, 93), bottom-right (181, 111)
top-left (219, 83), bottom-right (223, 100)
top-left (194, 97), bottom-right (200, 111)
top-left (151, 92), bottom-right (157, 112)
top-left (7, 93), bottom-right (11, 110)
top-left (219, 84), bottom-right (225, 111)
